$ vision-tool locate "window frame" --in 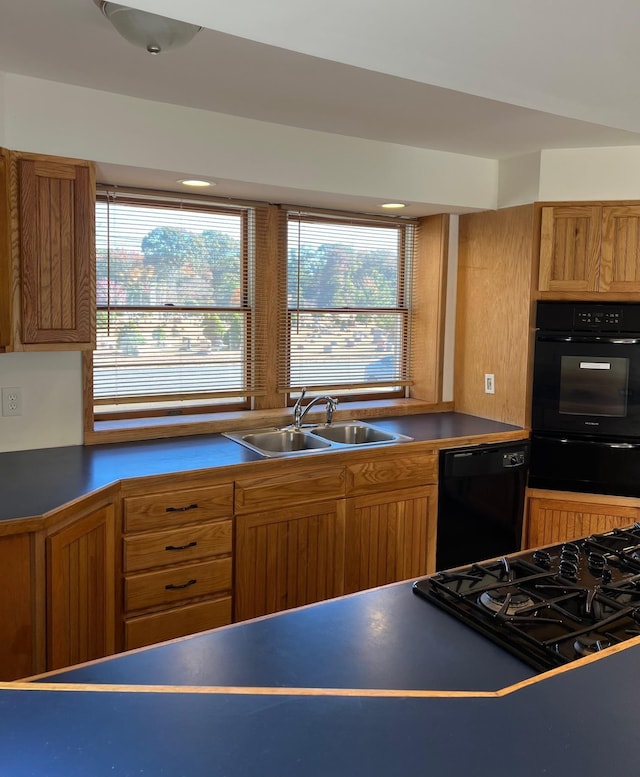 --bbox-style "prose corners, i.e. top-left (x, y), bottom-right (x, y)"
top-left (282, 210), bottom-right (415, 403)
top-left (83, 195), bottom-right (450, 445)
